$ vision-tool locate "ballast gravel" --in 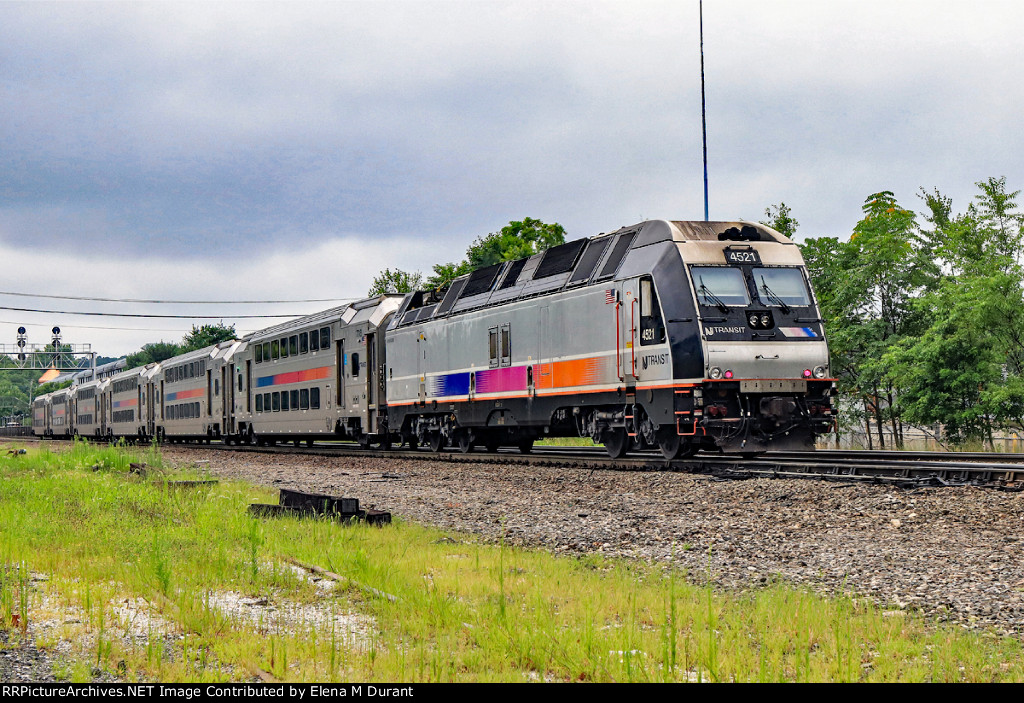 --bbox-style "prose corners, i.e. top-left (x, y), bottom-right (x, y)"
top-left (167, 448), bottom-right (1024, 636)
